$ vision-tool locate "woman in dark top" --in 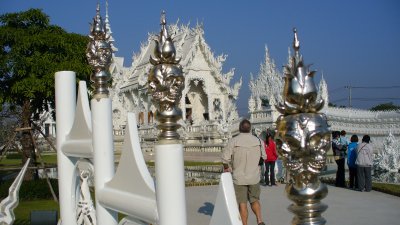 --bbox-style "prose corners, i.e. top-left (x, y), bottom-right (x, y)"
top-left (332, 131), bottom-right (346, 187)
